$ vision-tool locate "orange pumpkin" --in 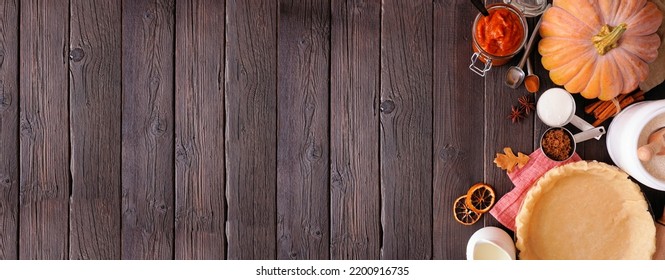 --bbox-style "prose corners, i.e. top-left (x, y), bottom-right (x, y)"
top-left (539, 0), bottom-right (663, 100)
